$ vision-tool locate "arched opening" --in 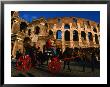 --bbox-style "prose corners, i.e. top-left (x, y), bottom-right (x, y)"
top-left (73, 18), bottom-right (77, 23)
top-left (58, 18), bottom-right (61, 23)
top-left (35, 26), bottom-right (40, 34)
top-left (88, 32), bottom-right (93, 41)
top-left (49, 30), bottom-right (53, 35)
top-left (93, 27), bottom-right (97, 33)
top-left (64, 24), bottom-right (70, 29)
top-left (23, 37), bottom-right (31, 49)
top-left (28, 29), bottom-right (31, 36)
top-left (95, 34), bottom-right (99, 44)
top-left (45, 23), bottom-right (48, 28)
top-left (24, 37), bottom-right (31, 43)
top-left (65, 30), bottom-right (70, 41)
top-left (81, 31), bottom-right (86, 40)
top-left (56, 30), bottom-right (62, 39)
top-left (20, 22), bottom-right (28, 32)
top-left (73, 30), bottom-right (79, 41)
